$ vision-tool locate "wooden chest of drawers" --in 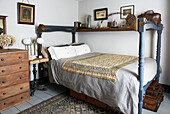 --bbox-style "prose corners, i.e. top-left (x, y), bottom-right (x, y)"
top-left (0, 49), bottom-right (30, 111)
